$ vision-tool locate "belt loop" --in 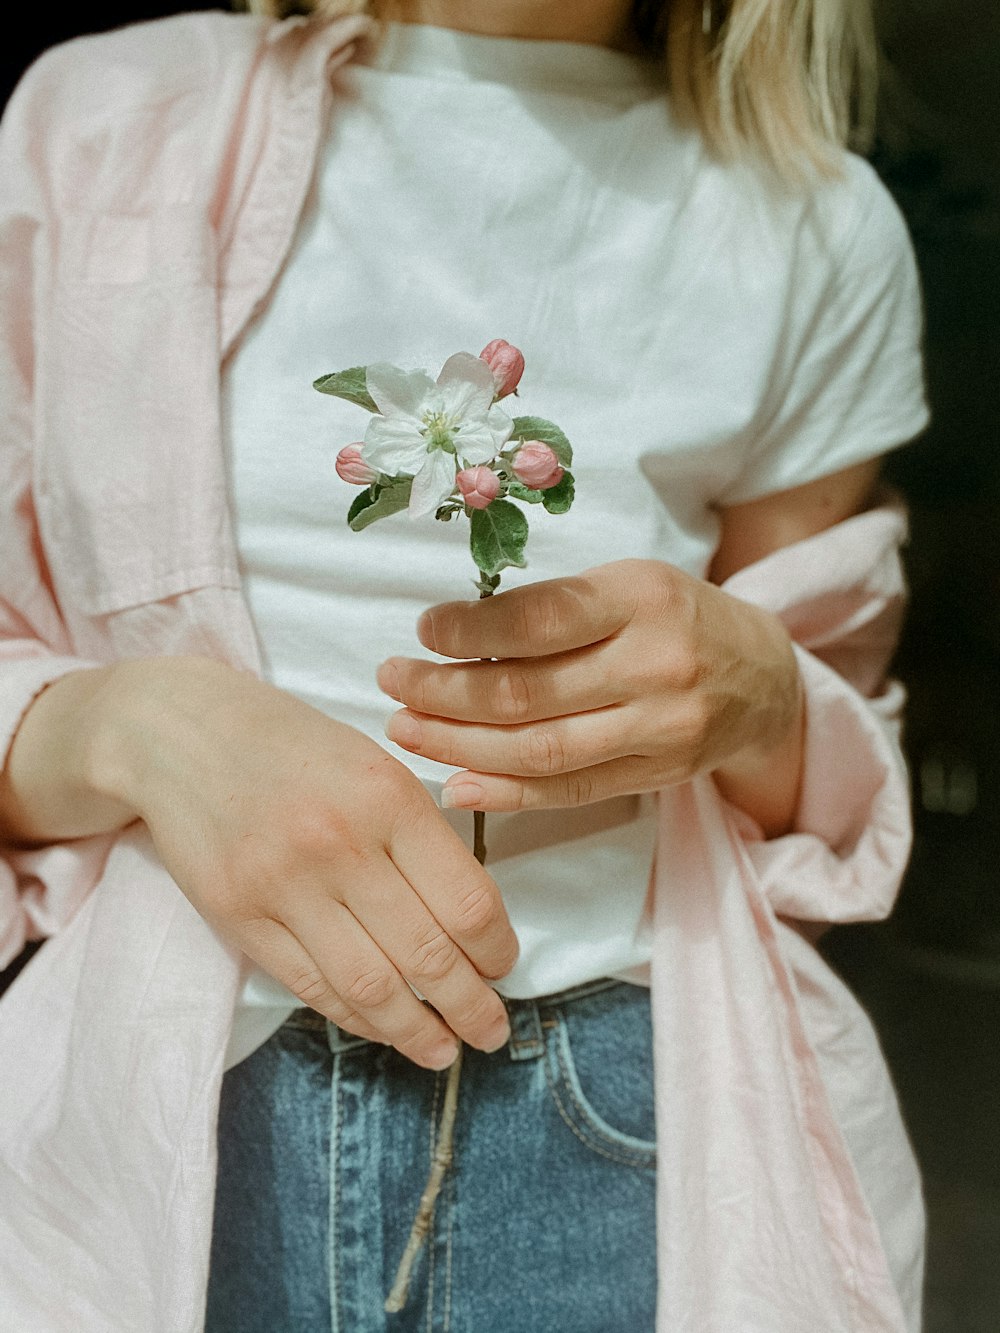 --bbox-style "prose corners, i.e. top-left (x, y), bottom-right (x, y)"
top-left (325, 1021), bottom-right (369, 1056)
top-left (506, 999), bottom-right (545, 1062)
